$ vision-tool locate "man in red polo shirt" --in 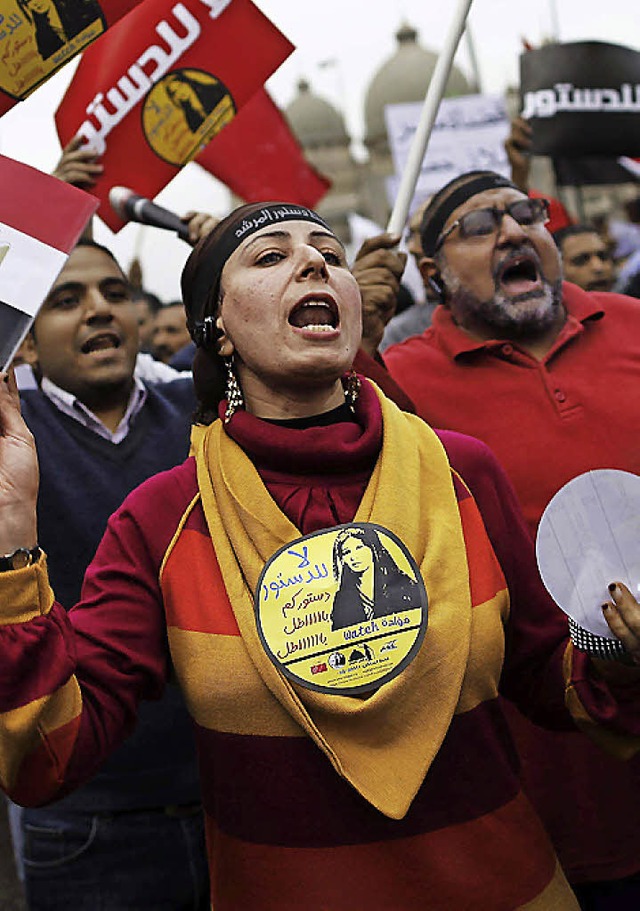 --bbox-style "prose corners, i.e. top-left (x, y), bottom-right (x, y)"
top-left (383, 170), bottom-right (640, 911)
